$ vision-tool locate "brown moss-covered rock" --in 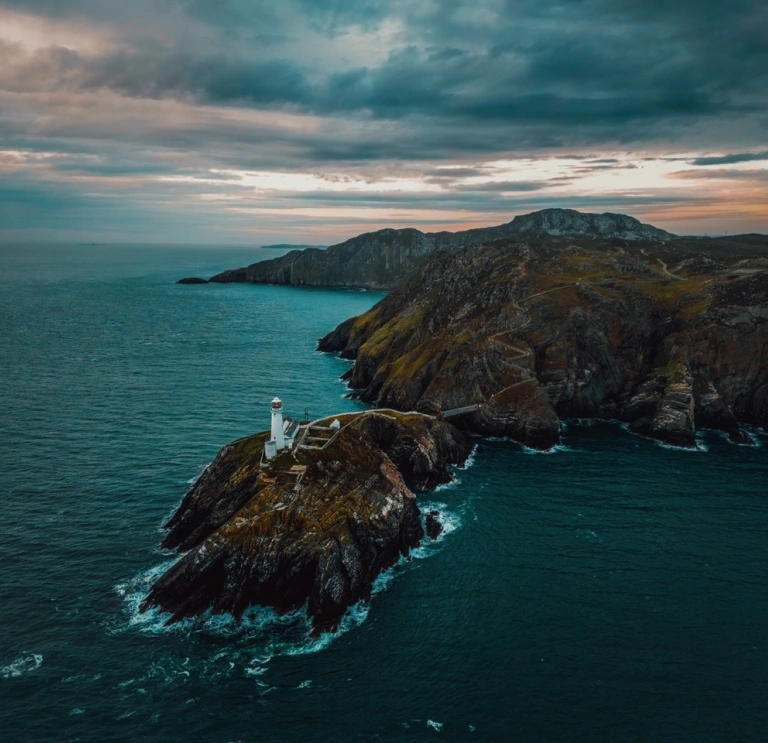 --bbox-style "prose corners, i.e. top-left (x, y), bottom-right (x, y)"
top-left (141, 412), bottom-right (471, 634)
top-left (320, 234), bottom-right (768, 449)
